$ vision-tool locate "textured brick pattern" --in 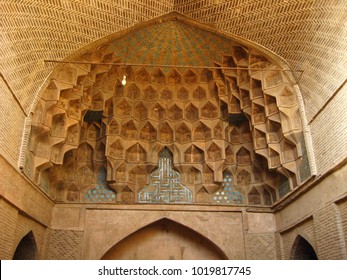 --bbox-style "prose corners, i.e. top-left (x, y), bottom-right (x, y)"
top-left (0, 0), bottom-right (173, 112)
top-left (174, 0), bottom-right (347, 121)
top-left (46, 229), bottom-right (83, 260)
top-left (280, 218), bottom-right (316, 260)
top-left (310, 83), bottom-right (347, 175)
top-left (0, 156), bottom-right (54, 226)
top-left (0, 199), bottom-right (18, 259)
top-left (337, 200), bottom-right (347, 257)
top-left (0, 79), bottom-right (25, 165)
top-left (244, 233), bottom-right (276, 260)
top-left (313, 204), bottom-right (346, 259)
